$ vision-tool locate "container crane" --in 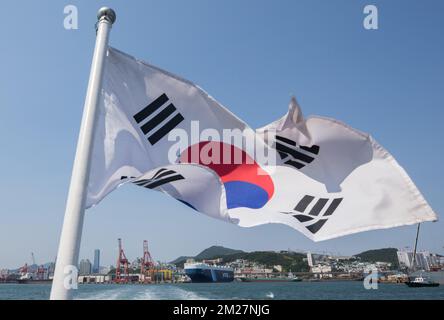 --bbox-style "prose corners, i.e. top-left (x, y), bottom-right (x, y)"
top-left (115, 238), bottom-right (130, 283)
top-left (140, 240), bottom-right (155, 283)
